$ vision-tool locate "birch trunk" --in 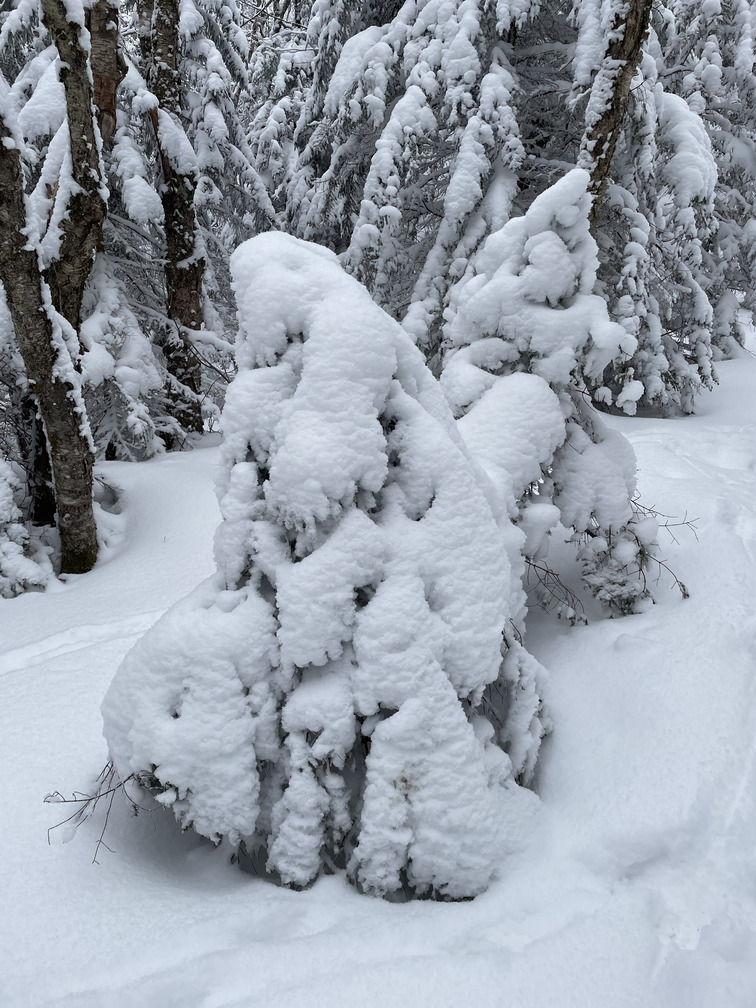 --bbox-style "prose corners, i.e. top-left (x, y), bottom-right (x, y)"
top-left (14, 0), bottom-right (119, 548)
top-left (89, 0), bottom-right (127, 145)
top-left (579, 0), bottom-right (654, 232)
top-left (41, 0), bottom-right (109, 334)
top-left (0, 119), bottom-right (98, 574)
